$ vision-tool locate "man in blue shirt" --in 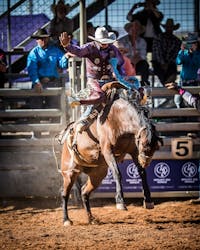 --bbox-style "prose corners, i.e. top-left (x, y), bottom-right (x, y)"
top-left (27, 28), bottom-right (68, 108)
